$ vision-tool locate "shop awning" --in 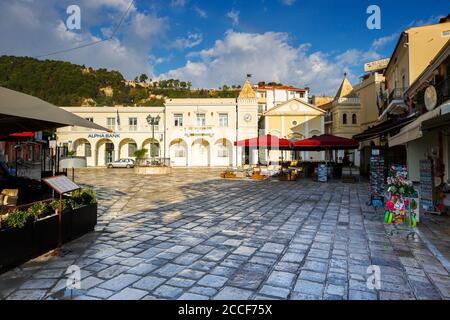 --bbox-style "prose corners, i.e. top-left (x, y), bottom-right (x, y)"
top-left (422, 111), bottom-right (450, 131)
top-left (234, 134), bottom-right (291, 149)
top-left (0, 87), bottom-right (109, 134)
top-left (389, 105), bottom-right (444, 147)
top-left (353, 116), bottom-right (416, 142)
top-left (290, 134), bottom-right (359, 151)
